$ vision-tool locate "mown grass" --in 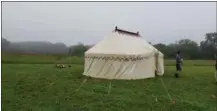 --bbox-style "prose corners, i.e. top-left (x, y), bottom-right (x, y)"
top-left (166, 59), bottom-right (215, 66)
top-left (1, 54), bottom-right (217, 111)
top-left (2, 53), bottom-right (84, 64)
